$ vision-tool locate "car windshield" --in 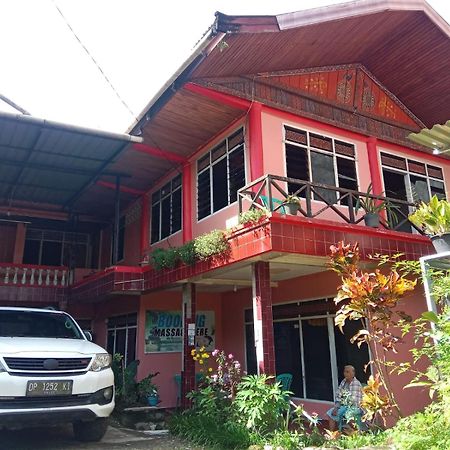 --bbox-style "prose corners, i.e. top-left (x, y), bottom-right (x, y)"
top-left (0, 310), bottom-right (84, 339)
